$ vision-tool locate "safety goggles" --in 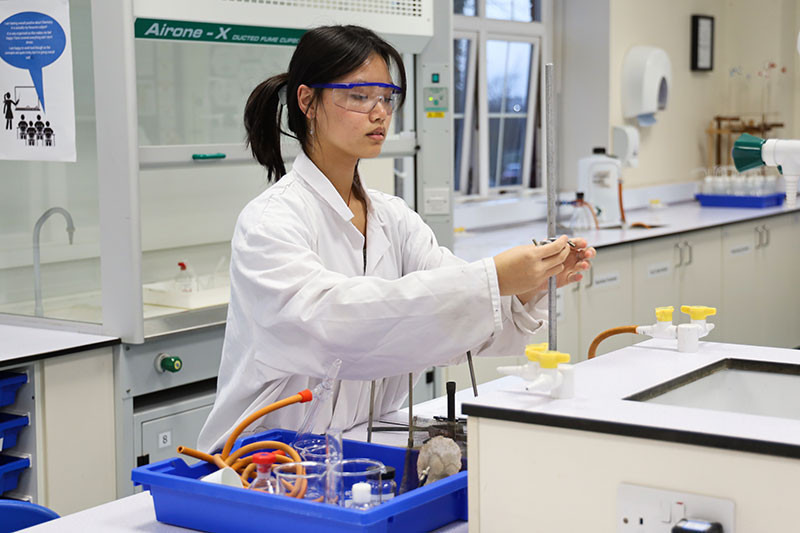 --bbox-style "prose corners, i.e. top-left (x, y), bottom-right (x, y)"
top-left (309, 82), bottom-right (402, 115)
